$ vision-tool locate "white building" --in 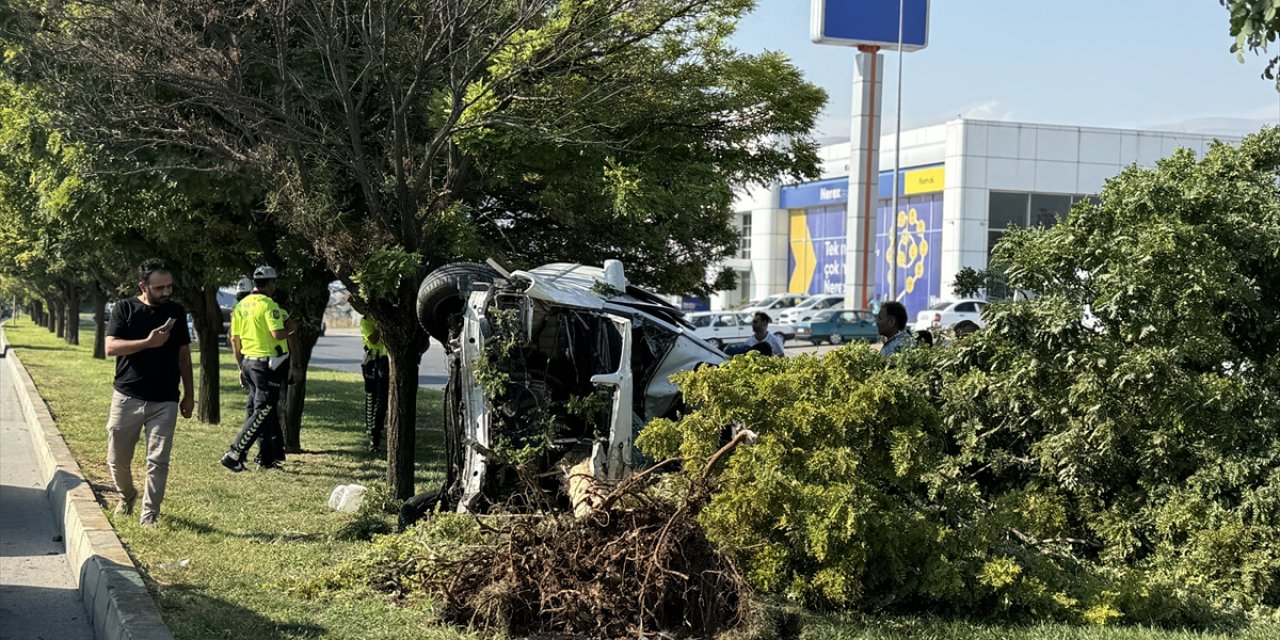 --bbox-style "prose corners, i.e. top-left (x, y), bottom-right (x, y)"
top-left (716, 118), bottom-right (1239, 316)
